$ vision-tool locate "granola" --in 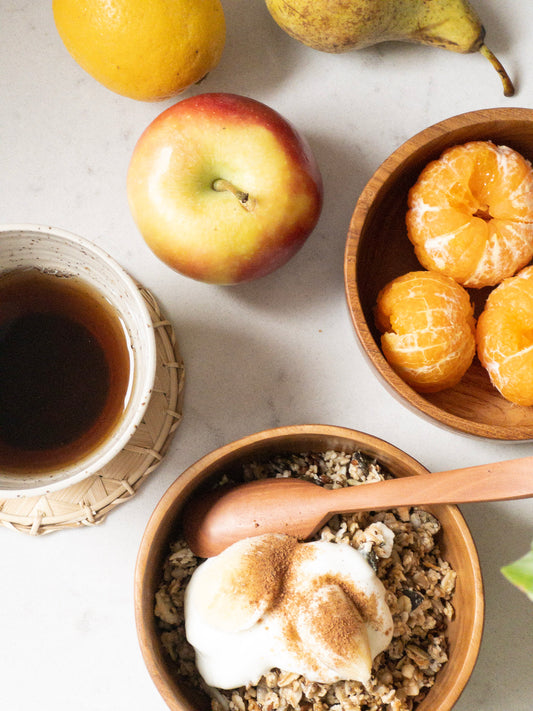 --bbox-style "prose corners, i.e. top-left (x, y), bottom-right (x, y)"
top-left (155, 450), bottom-right (456, 711)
